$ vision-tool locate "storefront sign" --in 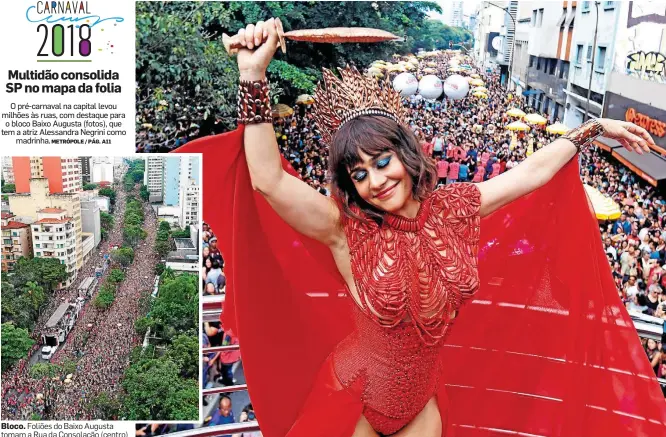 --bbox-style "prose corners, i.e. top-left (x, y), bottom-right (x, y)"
top-left (604, 91), bottom-right (666, 152)
top-left (625, 107), bottom-right (666, 138)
